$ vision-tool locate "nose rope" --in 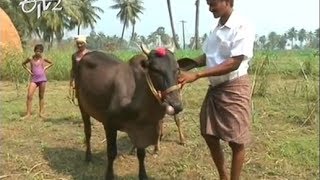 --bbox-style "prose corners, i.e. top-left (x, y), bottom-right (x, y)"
top-left (144, 72), bottom-right (182, 105)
